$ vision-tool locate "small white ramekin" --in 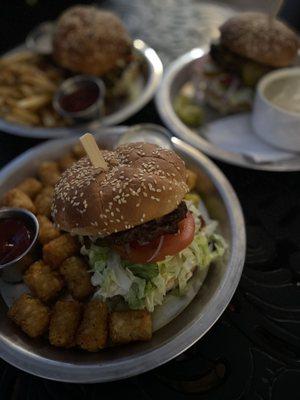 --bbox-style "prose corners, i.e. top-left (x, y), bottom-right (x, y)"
top-left (252, 67), bottom-right (300, 152)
